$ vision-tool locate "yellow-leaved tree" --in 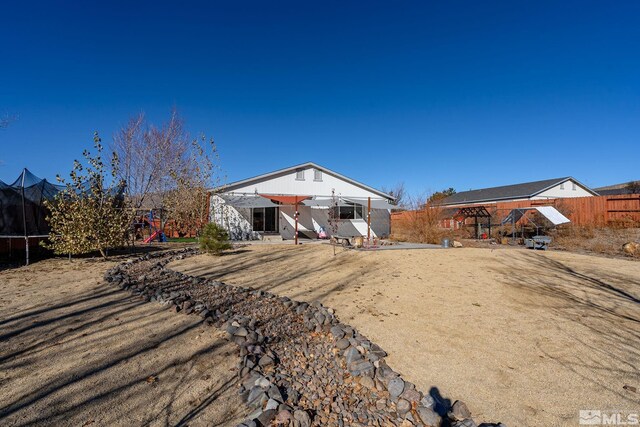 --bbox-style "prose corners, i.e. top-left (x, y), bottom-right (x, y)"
top-left (43, 132), bottom-right (129, 258)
